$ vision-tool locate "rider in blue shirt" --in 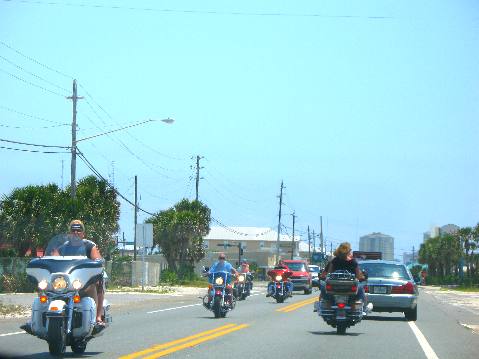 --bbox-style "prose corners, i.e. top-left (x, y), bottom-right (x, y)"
top-left (206, 253), bottom-right (237, 307)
